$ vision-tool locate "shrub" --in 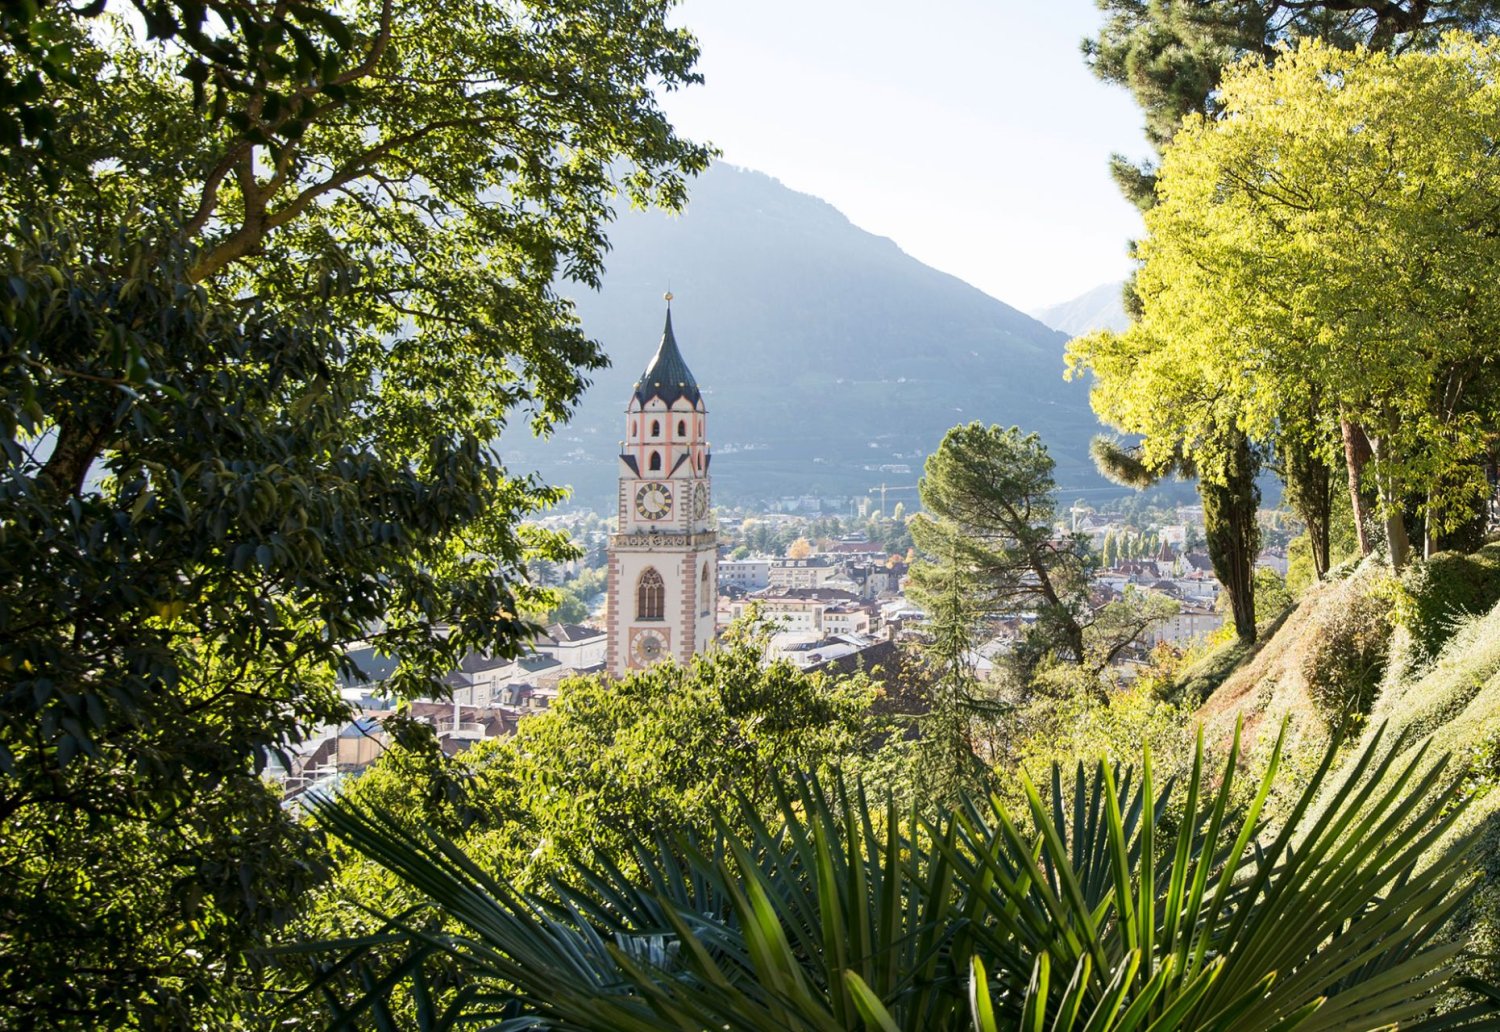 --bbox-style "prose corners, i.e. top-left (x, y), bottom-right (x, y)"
top-left (1298, 566), bottom-right (1395, 731)
top-left (1003, 678), bottom-right (1196, 808)
top-left (1396, 541), bottom-right (1500, 662)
